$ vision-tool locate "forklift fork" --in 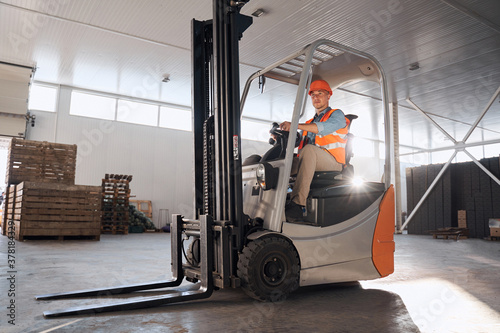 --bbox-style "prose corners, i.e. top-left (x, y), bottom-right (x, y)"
top-left (36, 215), bottom-right (214, 318)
